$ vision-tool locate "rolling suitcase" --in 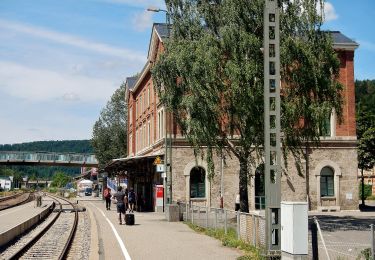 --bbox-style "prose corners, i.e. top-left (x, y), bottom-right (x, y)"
top-left (125, 213), bottom-right (135, 225)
